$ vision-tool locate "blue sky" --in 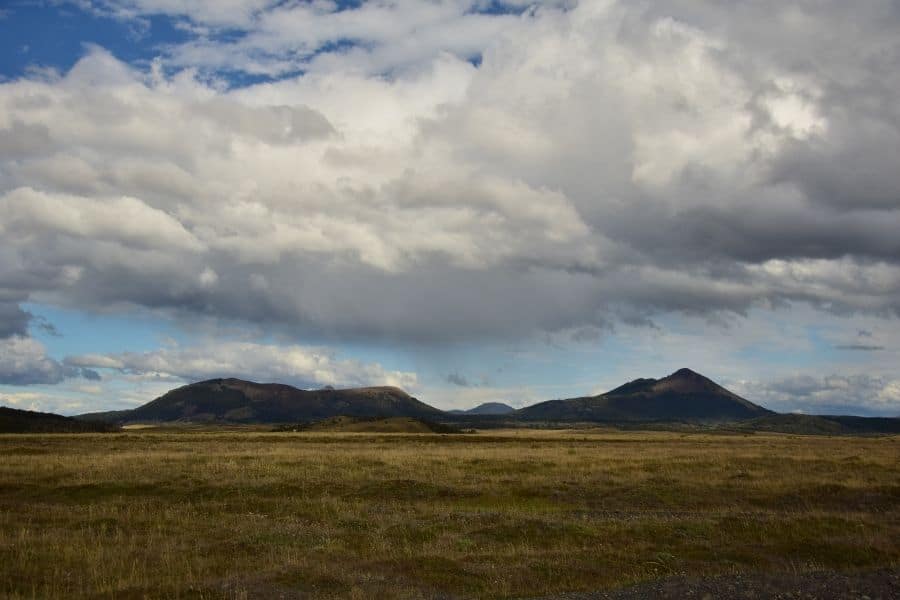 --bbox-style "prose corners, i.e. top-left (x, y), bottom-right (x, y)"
top-left (1, 1), bottom-right (899, 416)
top-left (0, 3), bottom-right (201, 82)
